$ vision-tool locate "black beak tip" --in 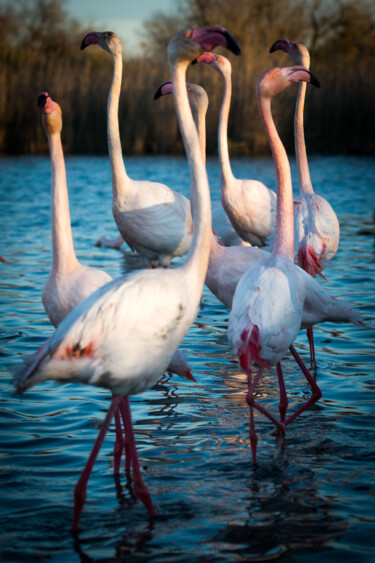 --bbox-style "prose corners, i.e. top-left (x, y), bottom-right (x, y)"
top-left (191, 58), bottom-right (198, 65)
top-left (80, 39), bottom-right (87, 50)
top-left (37, 94), bottom-right (47, 108)
top-left (309, 72), bottom-right (321, 88)
top-left (269, 43), bottom-right (277, 53)
top-left (153, 86), bottom-right (163, 100)
top-left (224, 31), bottom-right (241, 56)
